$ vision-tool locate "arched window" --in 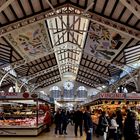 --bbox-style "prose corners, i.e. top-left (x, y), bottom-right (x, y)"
top-left (50, 86), bottom-right (61, 99)
top-left (8, 86), bottom-right (15, 92)
top-left (63, 81), bottom-right (74, 98)
top-left (77, 86), bottom-right (87, 98)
